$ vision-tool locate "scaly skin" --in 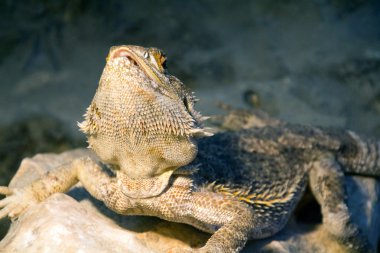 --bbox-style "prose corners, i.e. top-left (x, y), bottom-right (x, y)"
top-left (1, 45), bottom-right (380, 253)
